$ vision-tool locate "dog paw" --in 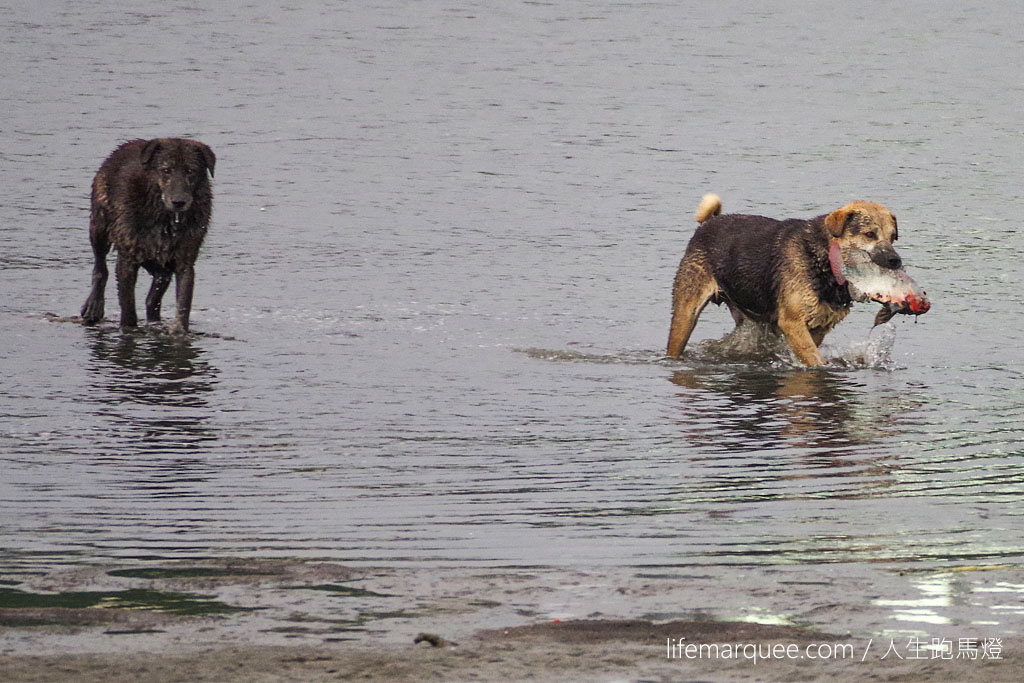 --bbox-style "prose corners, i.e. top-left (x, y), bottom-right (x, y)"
top-left (80, 300), bottom-right (104, 325)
